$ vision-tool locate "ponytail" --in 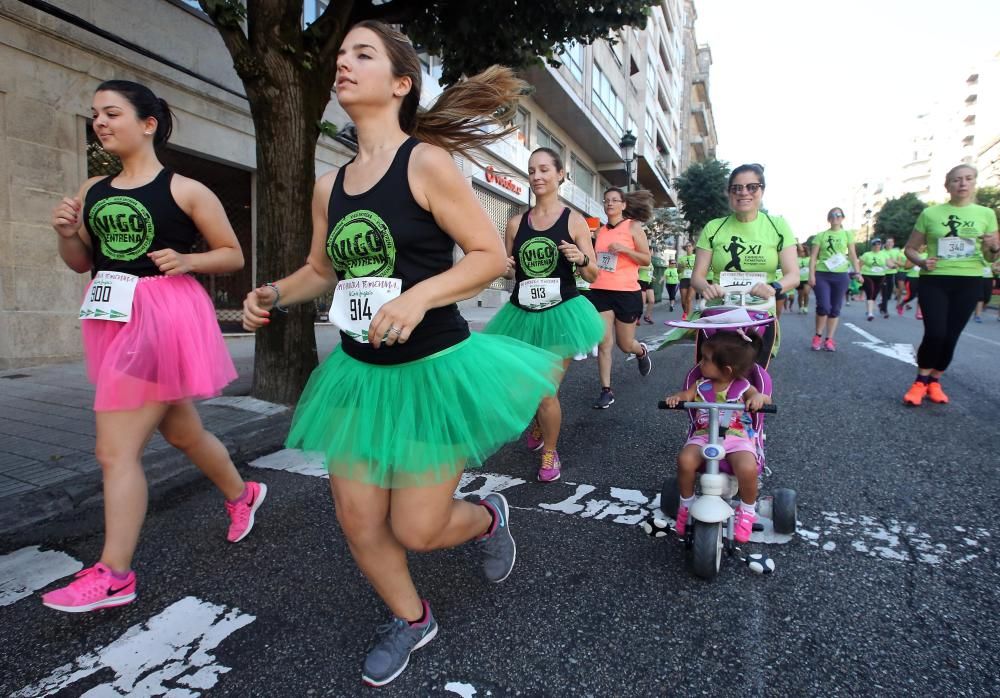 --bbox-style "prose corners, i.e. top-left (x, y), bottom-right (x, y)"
top-left (604, 187), bottom-right (655, 223)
